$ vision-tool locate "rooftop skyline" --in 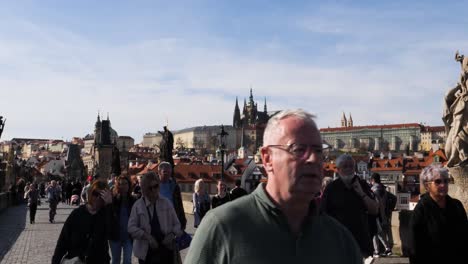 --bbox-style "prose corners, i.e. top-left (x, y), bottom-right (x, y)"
top-left (0, 1), bottom-right (464, 142)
